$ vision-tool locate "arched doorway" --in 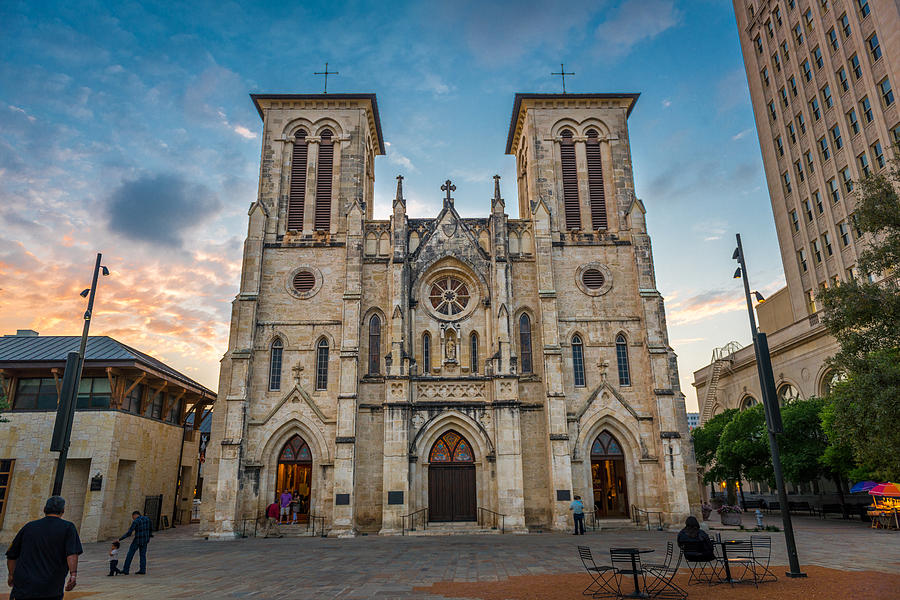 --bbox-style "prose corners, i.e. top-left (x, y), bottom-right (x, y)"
top-left (590, 430), bottom-right (629, 518)
top-left (276, 434), bottom-right (312, 522)
top-left (428, 430), bottom-right (476, 522)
